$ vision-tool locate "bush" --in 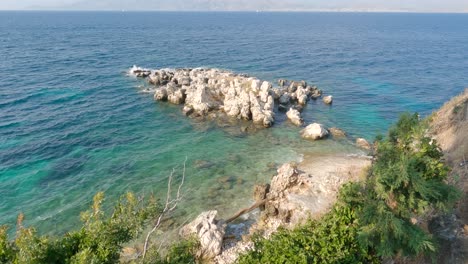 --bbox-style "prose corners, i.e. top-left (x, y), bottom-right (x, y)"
top-left (238, 196), bottom-right (378, 264)
top-left (358, 112), bottom-right (460, 258)
top-left (0, 192), bottom-right (161, 264)
top-left (239, 113), bottom-right (460, 263)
